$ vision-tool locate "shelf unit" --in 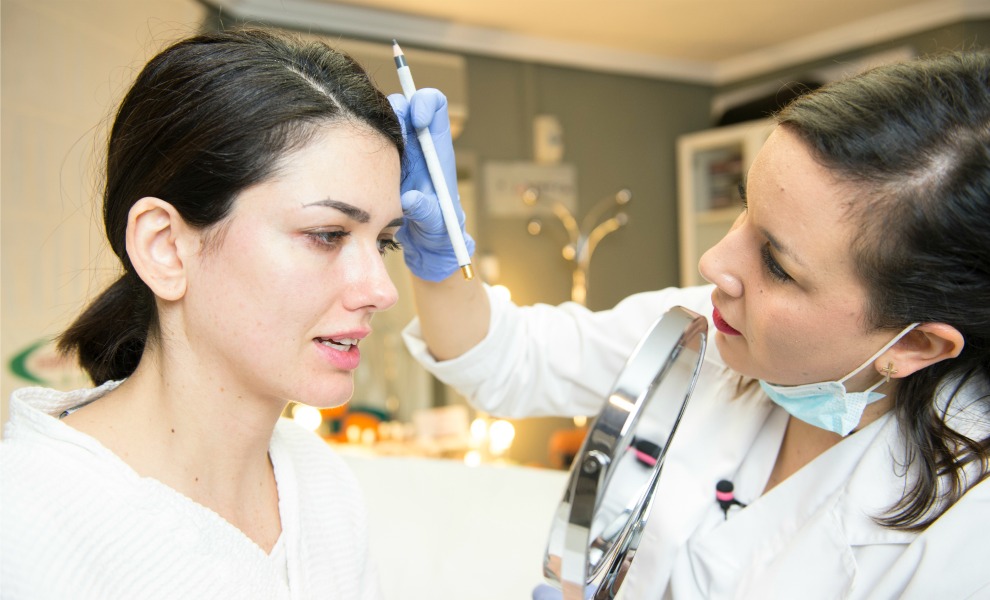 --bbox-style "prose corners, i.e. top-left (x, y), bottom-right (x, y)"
top-left (676, 119), bottom-right (774, 287)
